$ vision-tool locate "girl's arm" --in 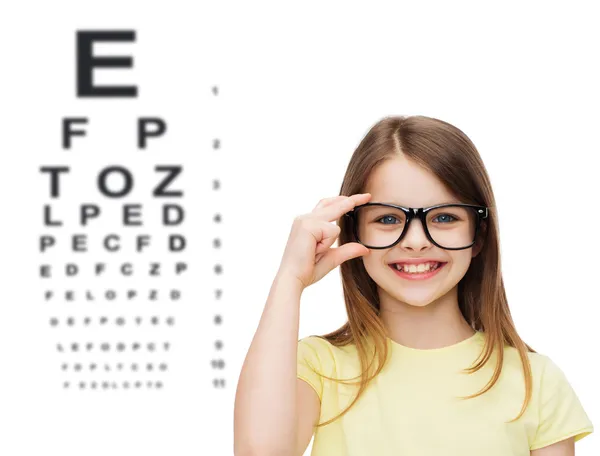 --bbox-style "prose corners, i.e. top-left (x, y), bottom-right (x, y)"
top-left (234, 273), bottom-right (320, 456)
top-left (530, 436), bottom-right (574, 455)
